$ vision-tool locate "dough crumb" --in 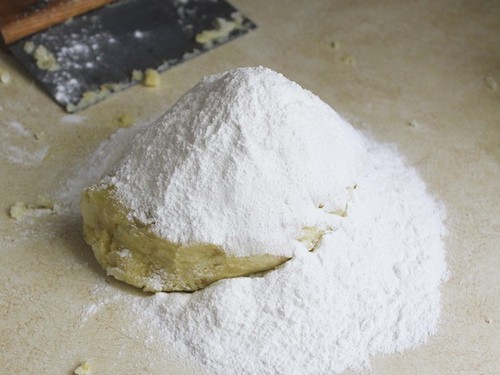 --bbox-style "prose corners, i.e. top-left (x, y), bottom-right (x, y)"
top-left (113, 114), bottom-right (135, 128)
top-left (9, 197), bottom-right (59, 220)
top-left (28, 44), bottom-right (60, 71)
top-left (132, 67), bottom-right (162, 88)
top-left (131, 69), bottom-right (144, 82)
top-left (143, 69), bottom-right (161, 87)
top-left (73, 362), bottom-right (91, 375)
top-left (23, 41), bottom-right (60, 71)
top-left (195, 12), bottom-right (244, 48)
top-left (23, 41), bottom-right (36, 54)
top-left (484, 76), bottom-right (498, 92)
top-left (0, 68), bottom-right (11, 84)
top-left (9, 202), bottom-right (29, 219)
top-left (67, 82), bottom-right (127, 112)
